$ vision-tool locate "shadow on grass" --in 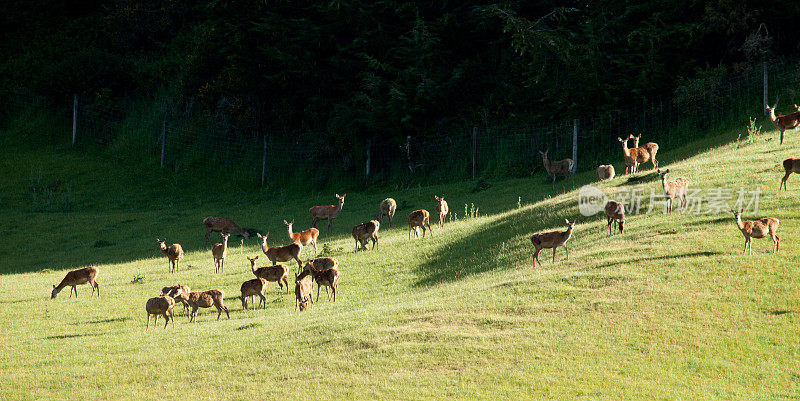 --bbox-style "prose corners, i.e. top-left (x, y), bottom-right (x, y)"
top-left (44, 332), bottom-right (105, 340)
top-left (589, 251), bottom-right (722, 270)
